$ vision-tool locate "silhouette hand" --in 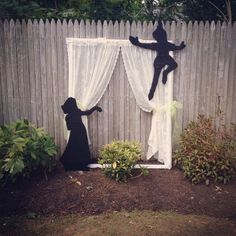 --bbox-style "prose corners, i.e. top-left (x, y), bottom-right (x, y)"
top-left (96, 106), bottom-right (102, 112)
top-left (180, 41), bottom-right (186, 49)
top-left (129, 36), bottom-right (139, 46)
